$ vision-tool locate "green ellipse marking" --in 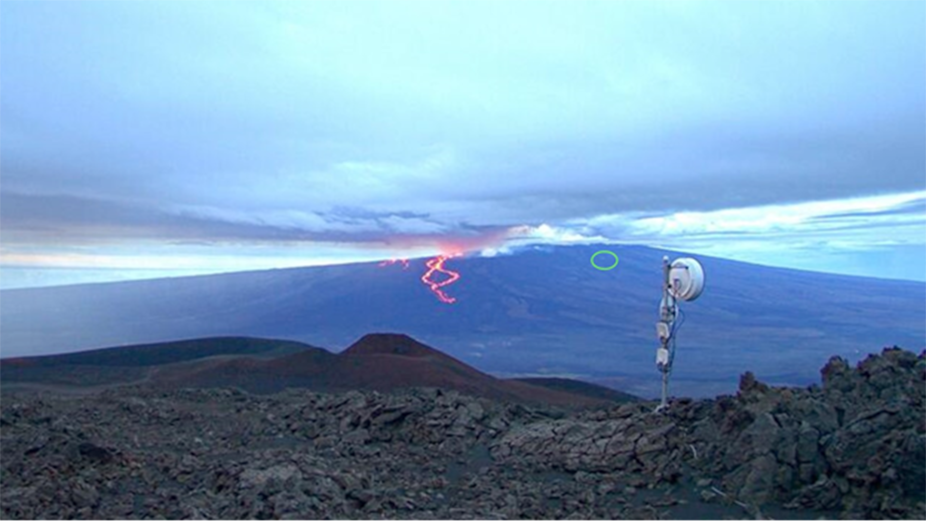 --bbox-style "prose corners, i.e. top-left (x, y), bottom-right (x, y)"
top-left (591, 250), bottom-right (620, 271)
